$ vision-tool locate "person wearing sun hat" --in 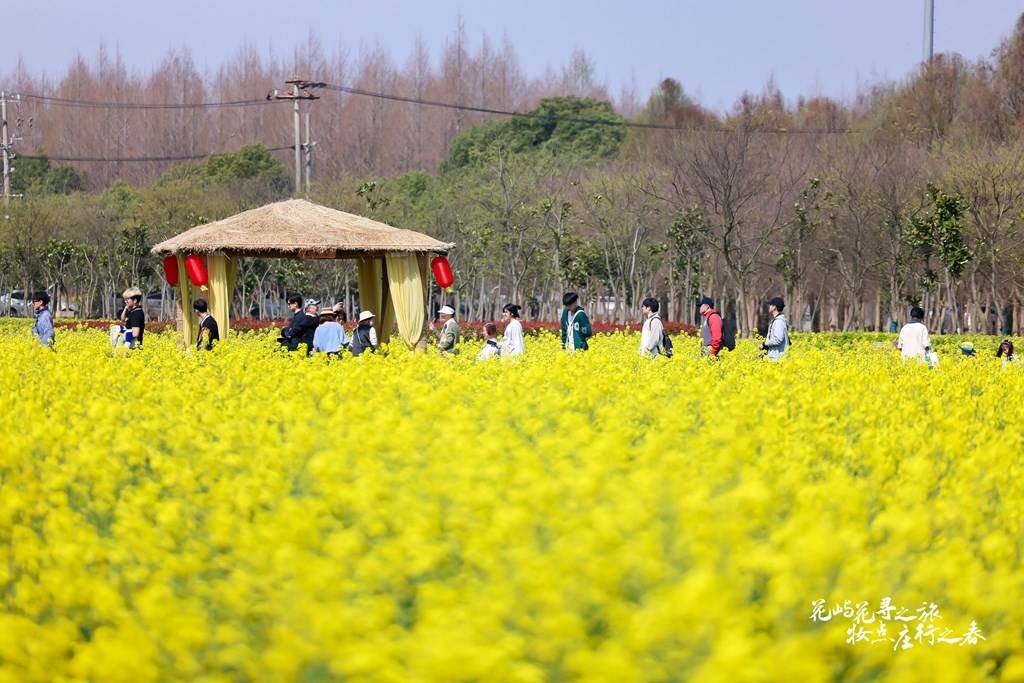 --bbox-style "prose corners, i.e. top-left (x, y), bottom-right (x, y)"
top-left (313, 309), bottom-right (348, 358)
top-left (349, 310), bottom-right (378, 356)
top-left (430, 304), bottom-right (460, 355)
